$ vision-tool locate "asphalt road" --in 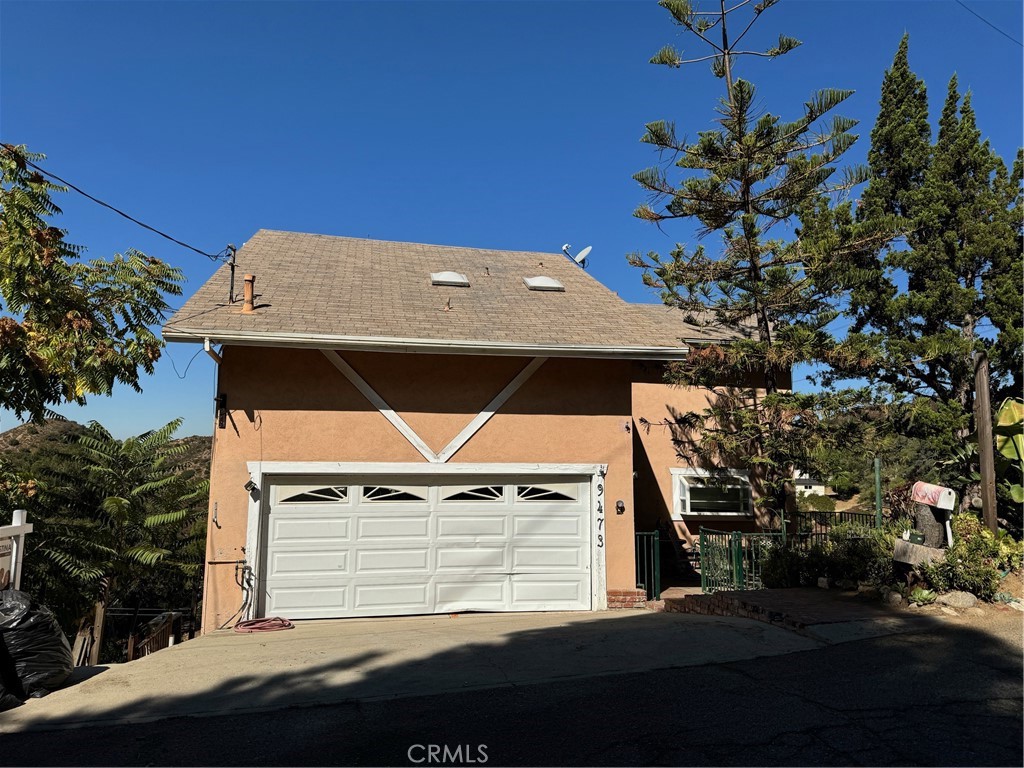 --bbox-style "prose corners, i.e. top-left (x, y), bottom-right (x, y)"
top-left (4, 613), bottom-right (1021, 767)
